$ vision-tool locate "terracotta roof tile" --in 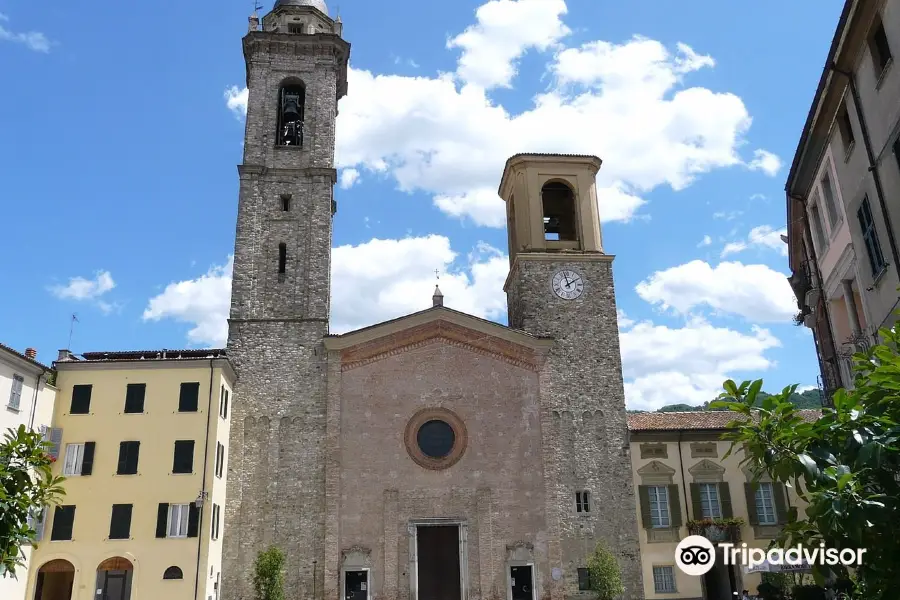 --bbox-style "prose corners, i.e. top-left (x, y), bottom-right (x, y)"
top-left (627, 409), bottom-right (823, 432)
top-left (0, 342), bottom-right (51, 371)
